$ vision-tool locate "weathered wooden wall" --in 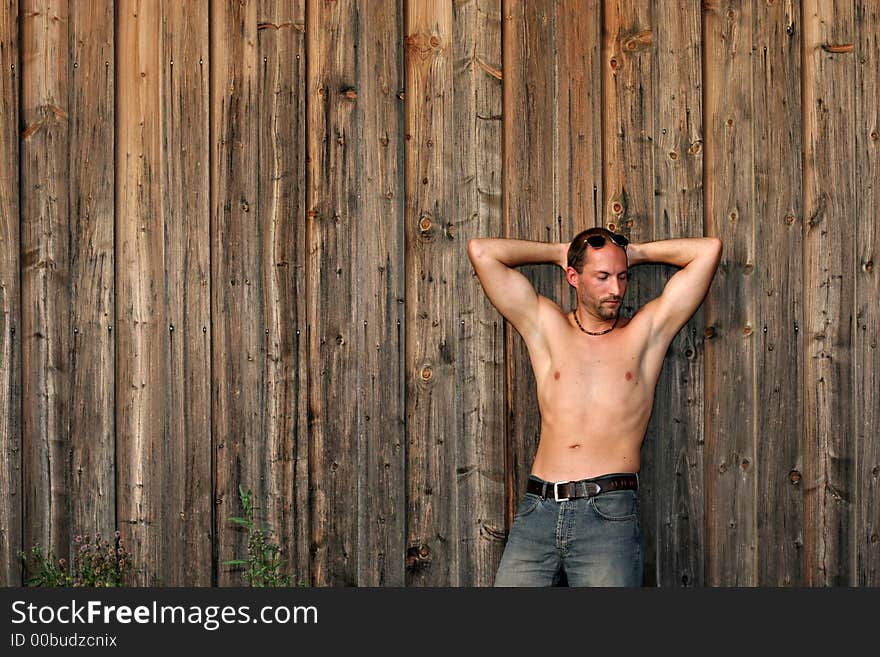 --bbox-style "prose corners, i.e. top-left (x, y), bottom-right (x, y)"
top-left (0, 0), bottom-right (878, 586)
